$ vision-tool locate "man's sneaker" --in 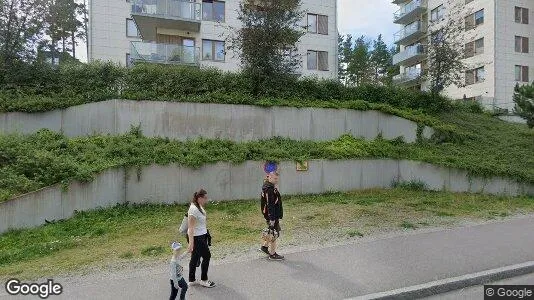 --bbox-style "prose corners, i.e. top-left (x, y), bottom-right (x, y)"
top-left (268, 253), bottom-right (284, 260)
top-left (199, 280), bottom-right (216, 288)
top-left (260, 246), bottom-right (269, 255)
top-left (188, 281), bottom-right (197, 287)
